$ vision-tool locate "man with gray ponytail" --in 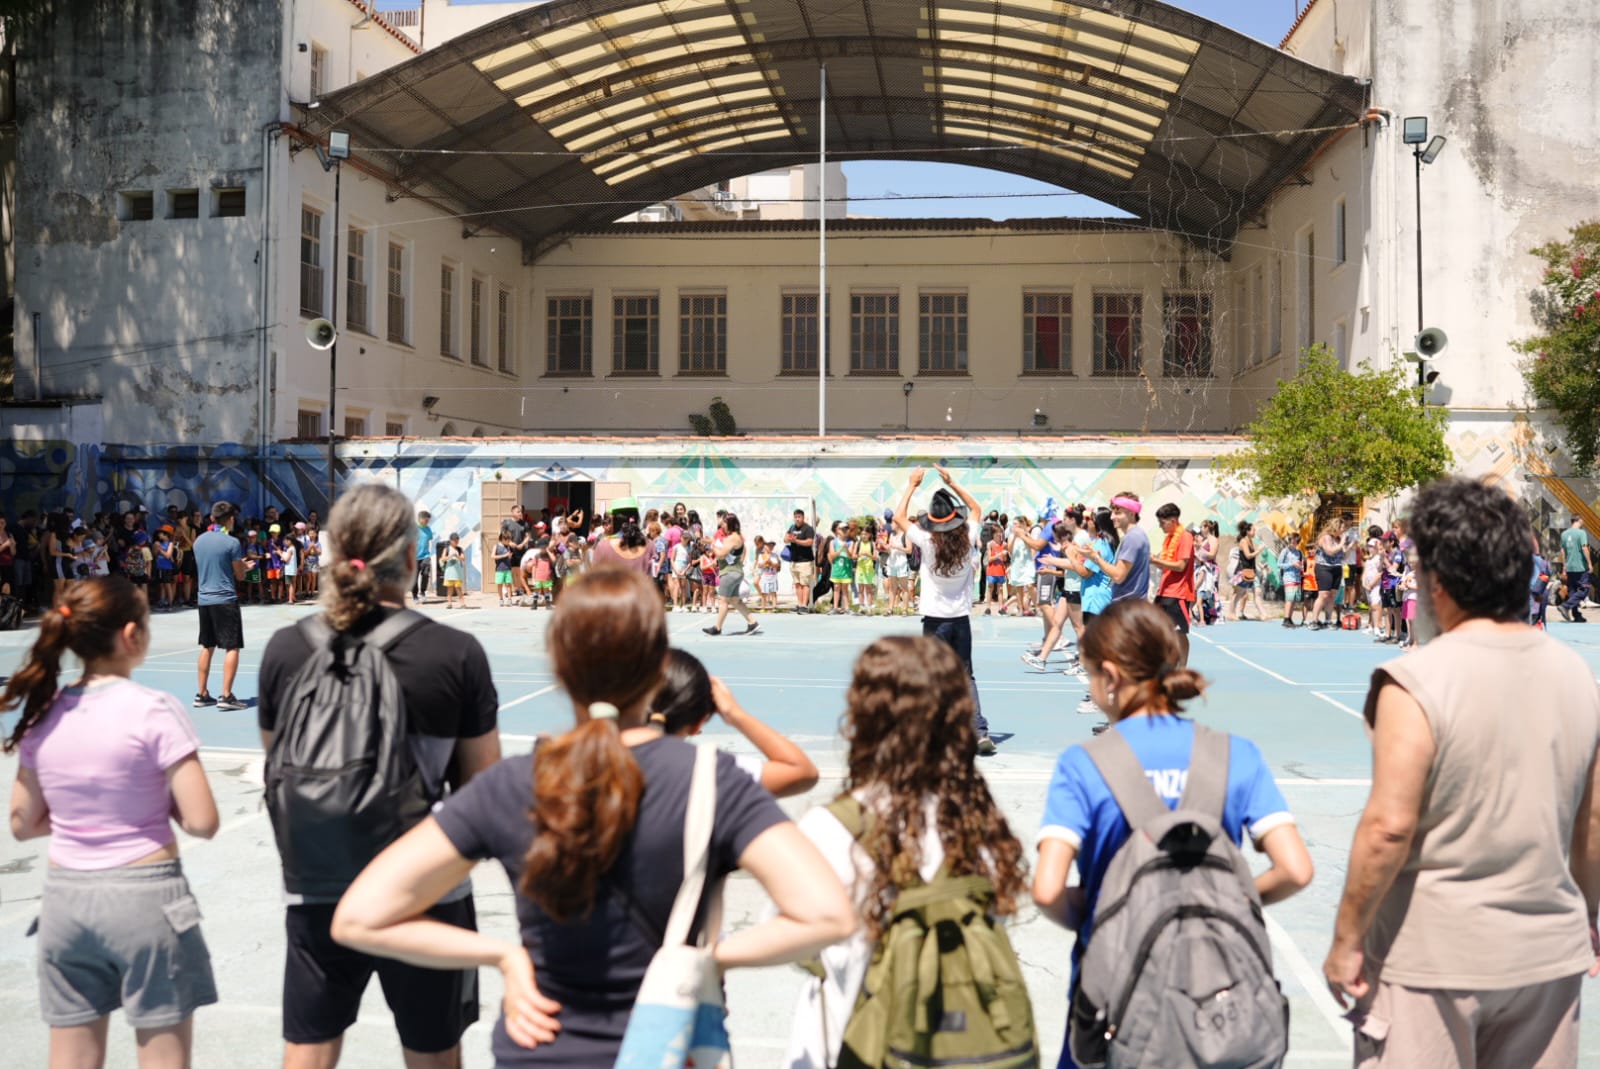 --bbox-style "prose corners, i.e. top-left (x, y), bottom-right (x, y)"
top-left (257, 483), bottom-right (502, 1069)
